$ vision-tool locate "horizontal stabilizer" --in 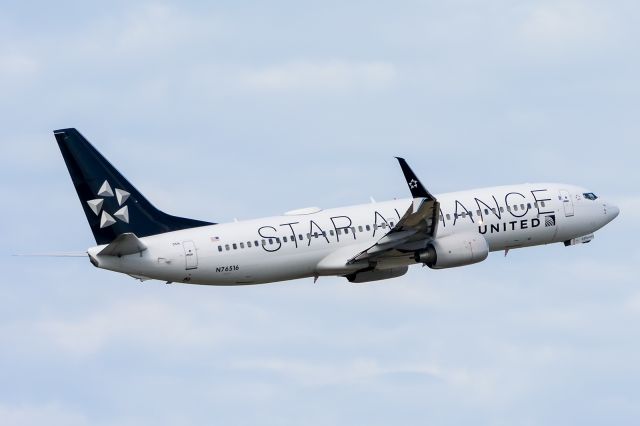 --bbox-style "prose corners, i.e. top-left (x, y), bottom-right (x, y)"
top-left (98, 233), bottom-right (147, 256)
